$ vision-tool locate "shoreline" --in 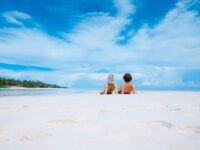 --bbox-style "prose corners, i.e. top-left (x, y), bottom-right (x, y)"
top-left (0, 87), bottom-right (68, 89)
top-left (0, 89), bottom-right (200, 98)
